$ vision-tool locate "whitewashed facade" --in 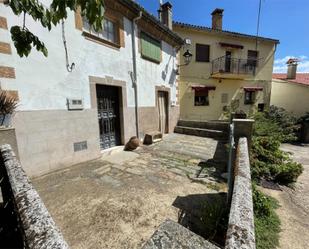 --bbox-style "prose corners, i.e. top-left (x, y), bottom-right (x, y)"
top-left (0, 0), bottom-right (182, 176)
